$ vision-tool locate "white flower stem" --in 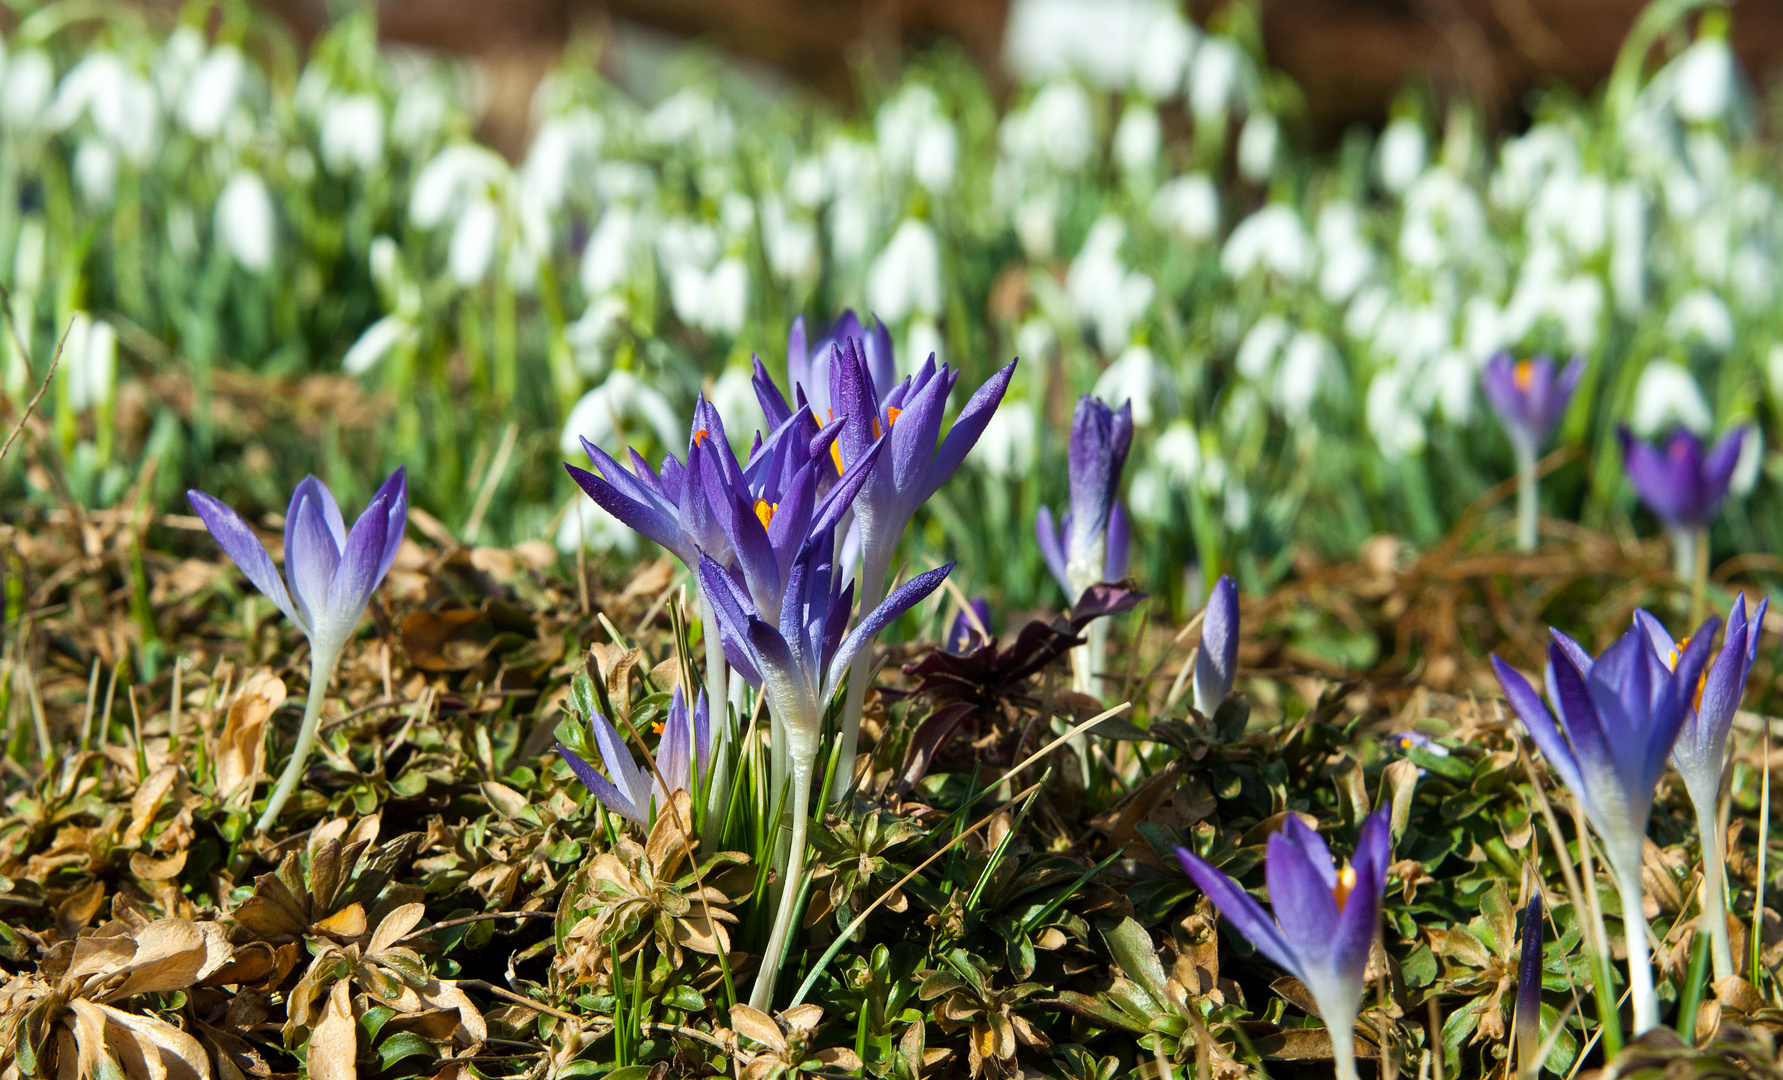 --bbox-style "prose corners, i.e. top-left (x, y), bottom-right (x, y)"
top-left (256, 646), bottom-right (338, 833)
top-left (750, 759), bottom-right (811, 1012)
top-left (828, 548), bottom-right (890, 805)
top-left (1670, 526), bottom-right (1696, 583)
top-left (698, 590), bottom-right (731, 850)
top-left (1330, 1023), bottom-right (1359, 1080)
top-left (1515, 445), bottom-right (1539, 552)
top-left (1616, 863), bottom-right (1659, 1034)
top-left (1695, 800), bottom-right (1736, 982)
